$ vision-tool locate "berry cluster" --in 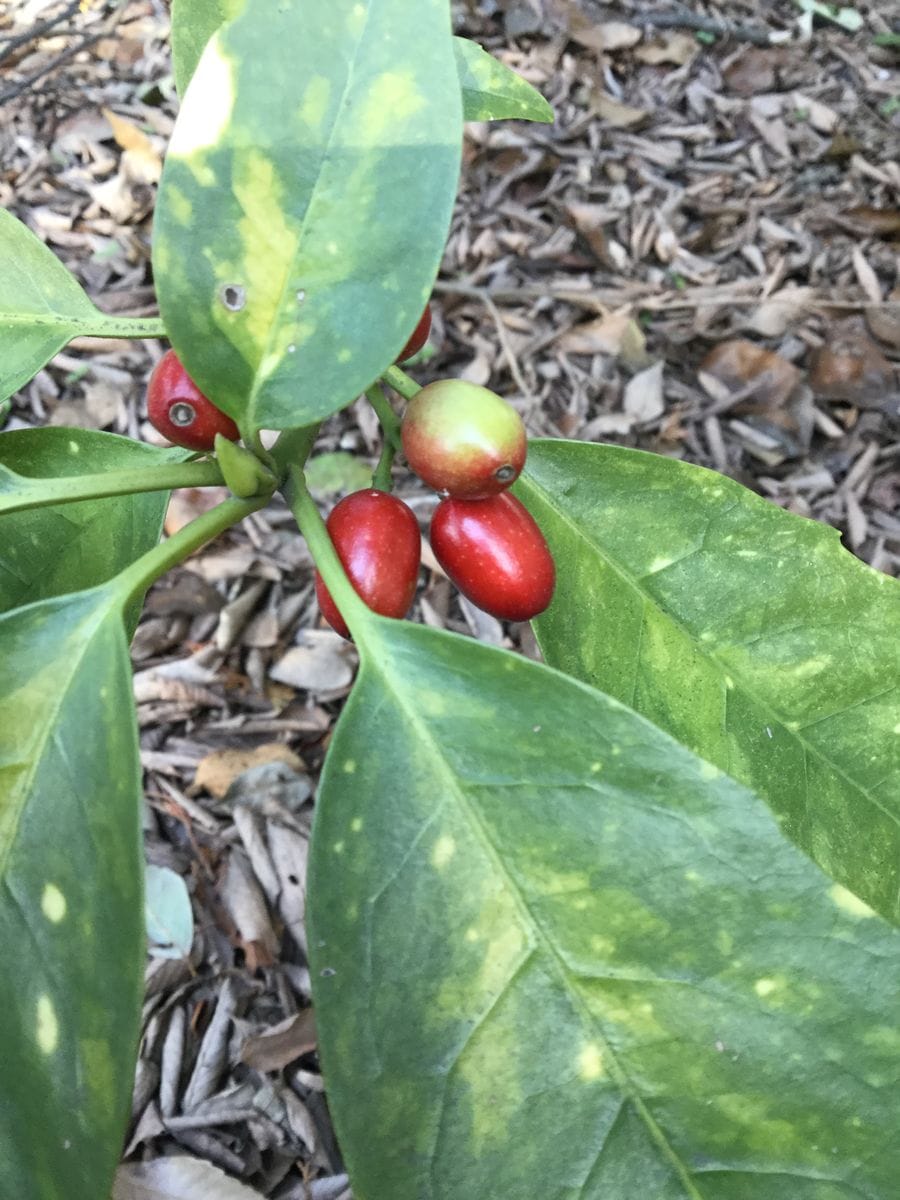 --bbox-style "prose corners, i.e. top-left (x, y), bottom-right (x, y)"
top-left (316, 311), bottom-right (555, 636)
top-left (145, 306), bottom-right (555, 641)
